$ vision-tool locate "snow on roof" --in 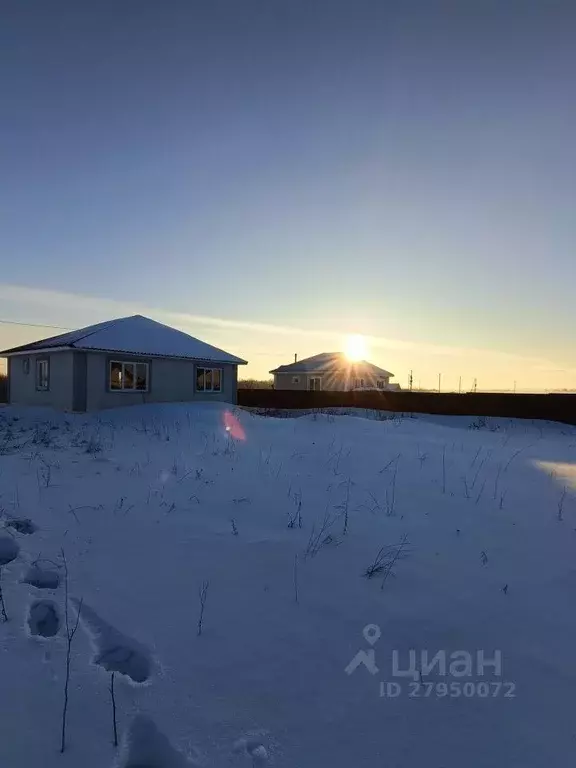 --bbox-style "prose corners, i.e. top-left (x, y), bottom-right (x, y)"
top-left (270, 351), bottom-right (394, 378)
top-left (0, 315), bottom-right (247, 365)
